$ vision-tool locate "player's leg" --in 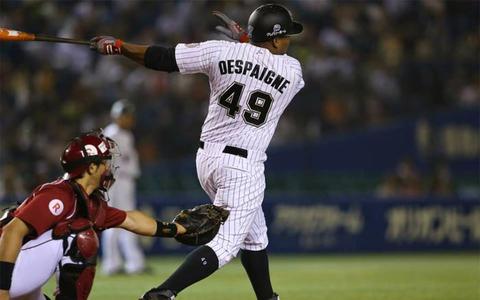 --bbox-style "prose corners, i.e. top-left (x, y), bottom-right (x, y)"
top-left (101, 180), bottom-right (126, 275)
top-left (10, 230), bottom-right (64, 299)
top-left (116, 179), bottom-right (146, 274)
top-left (202, 152), bottom-right (266, 269)
top-left (153, 203), bottom-right (261, 291)
top-left (11, 289), bottom-right (48, 300)
top-left (140, 152), bottom-right (263, 299)
top-left (100, 228), bottom-right (122, 275)
top-left (118, 229), bottom-right (145, 274)
top-left (241, 208), bottom-right (279, 300)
